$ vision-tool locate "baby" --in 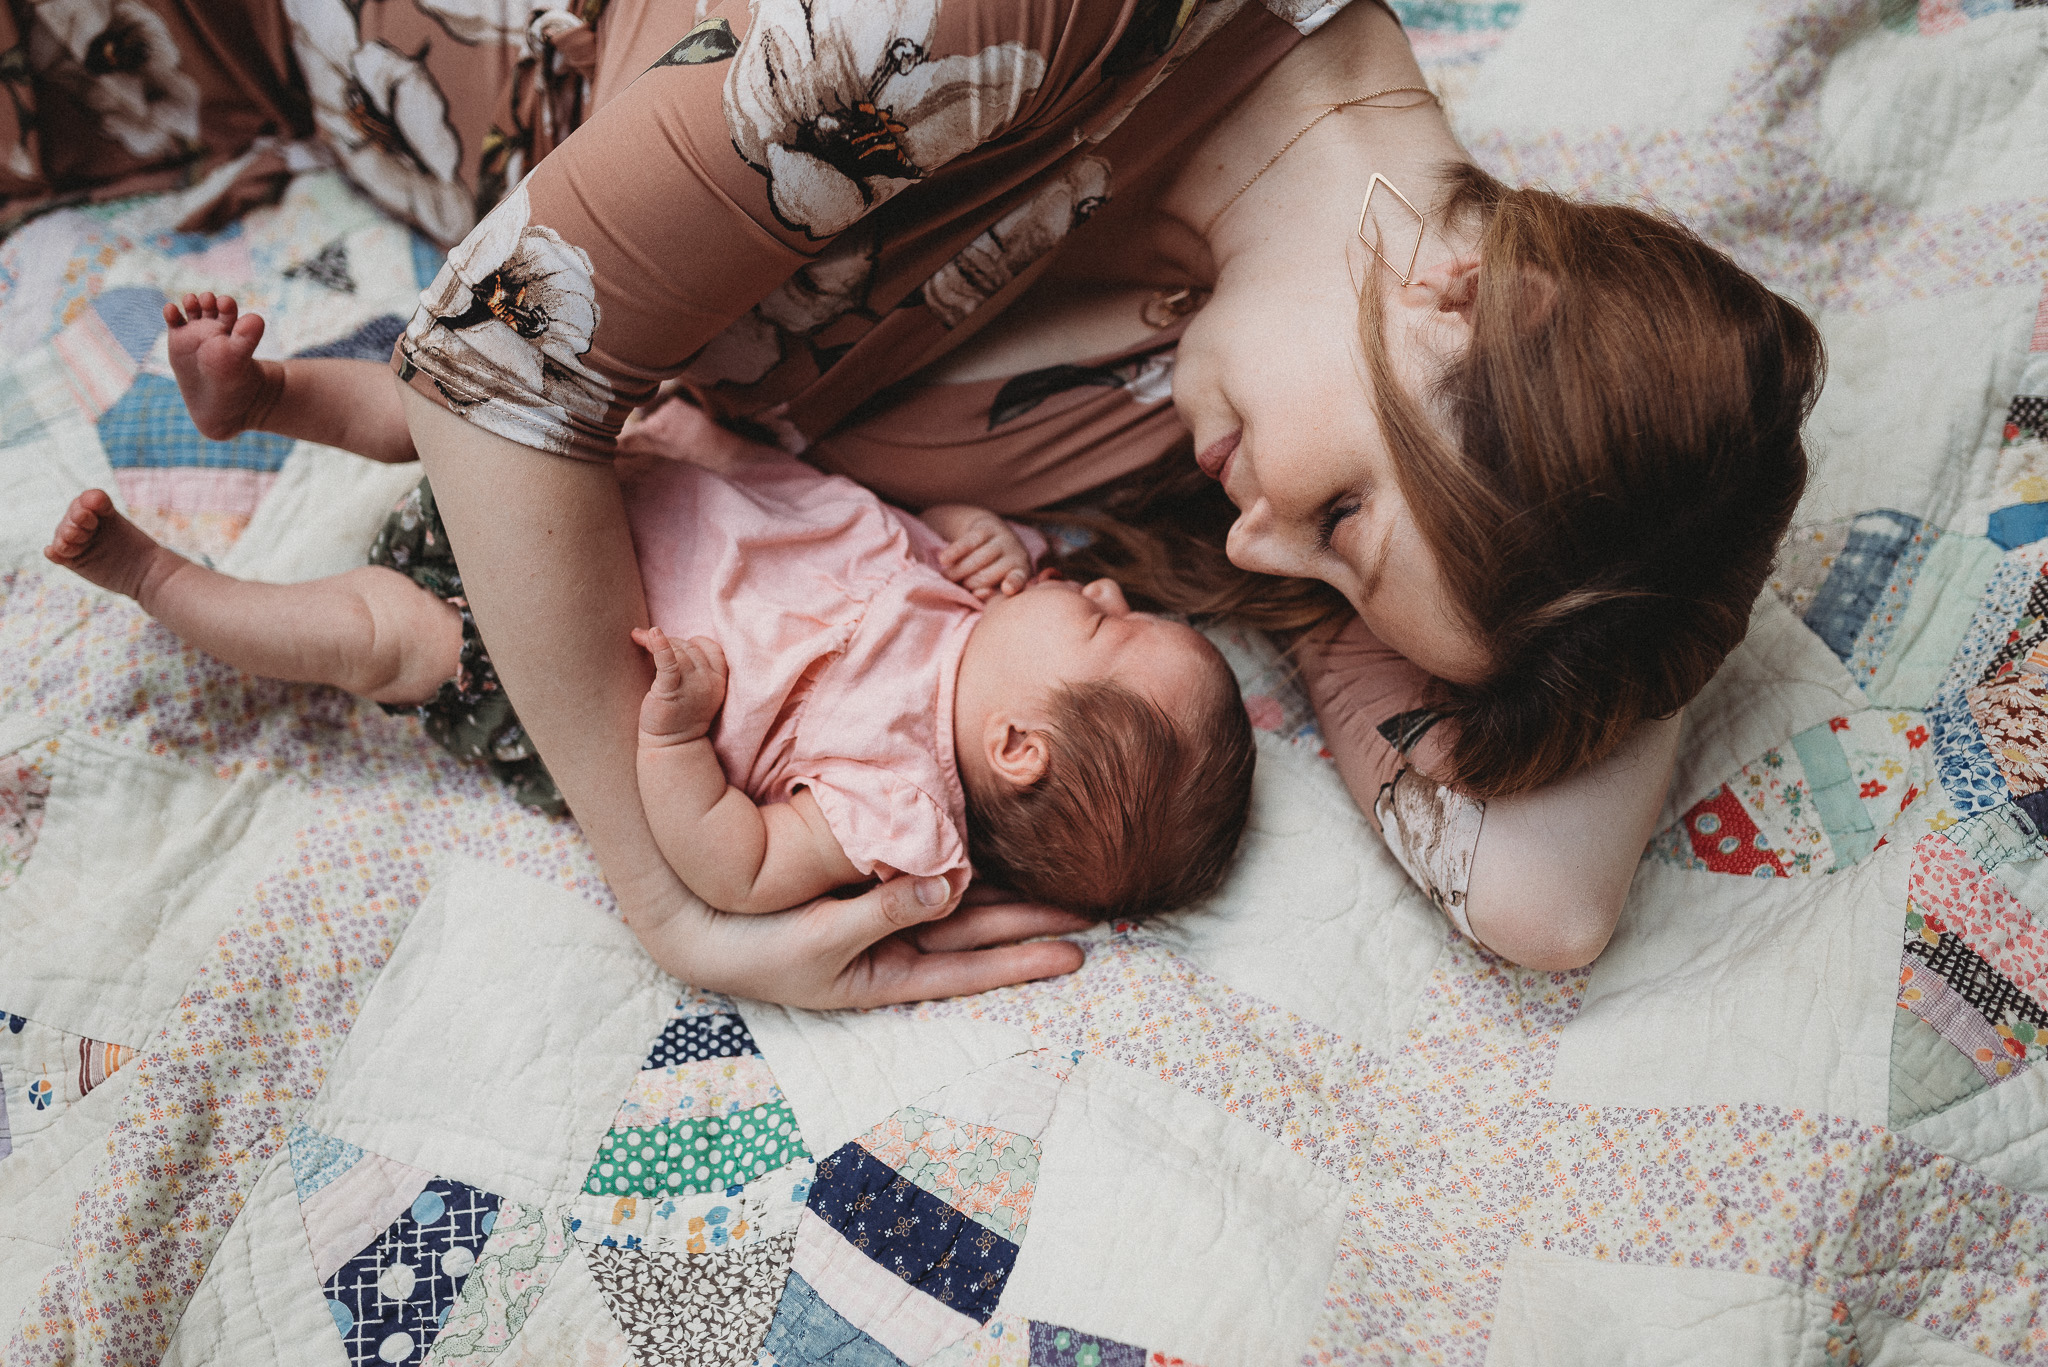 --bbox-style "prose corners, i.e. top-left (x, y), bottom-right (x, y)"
top-left (44, 296), bottom-right (1256, 919)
